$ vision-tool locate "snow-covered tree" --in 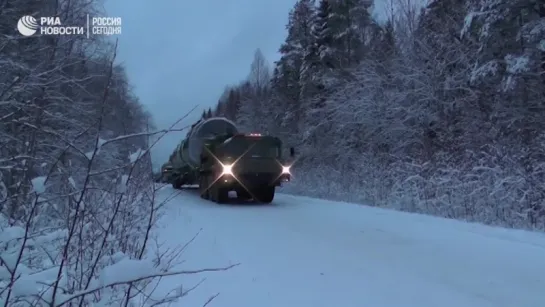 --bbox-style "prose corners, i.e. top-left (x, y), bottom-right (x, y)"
top-left (274, 0), bottom-right (316, 134)
top-left (248, 48), bottom-right (271, 90)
